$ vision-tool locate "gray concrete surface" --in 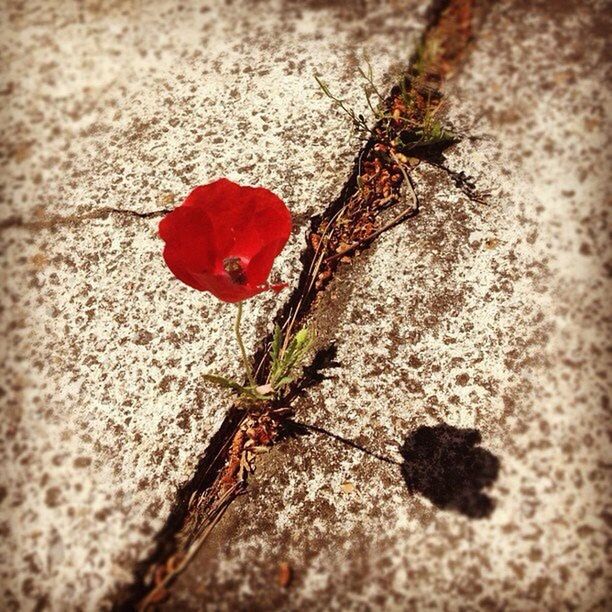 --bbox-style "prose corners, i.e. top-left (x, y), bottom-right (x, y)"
top-left (0, 1), bottom-right (428, 609)
top-left (166, 0), bottom-right (612, 609)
